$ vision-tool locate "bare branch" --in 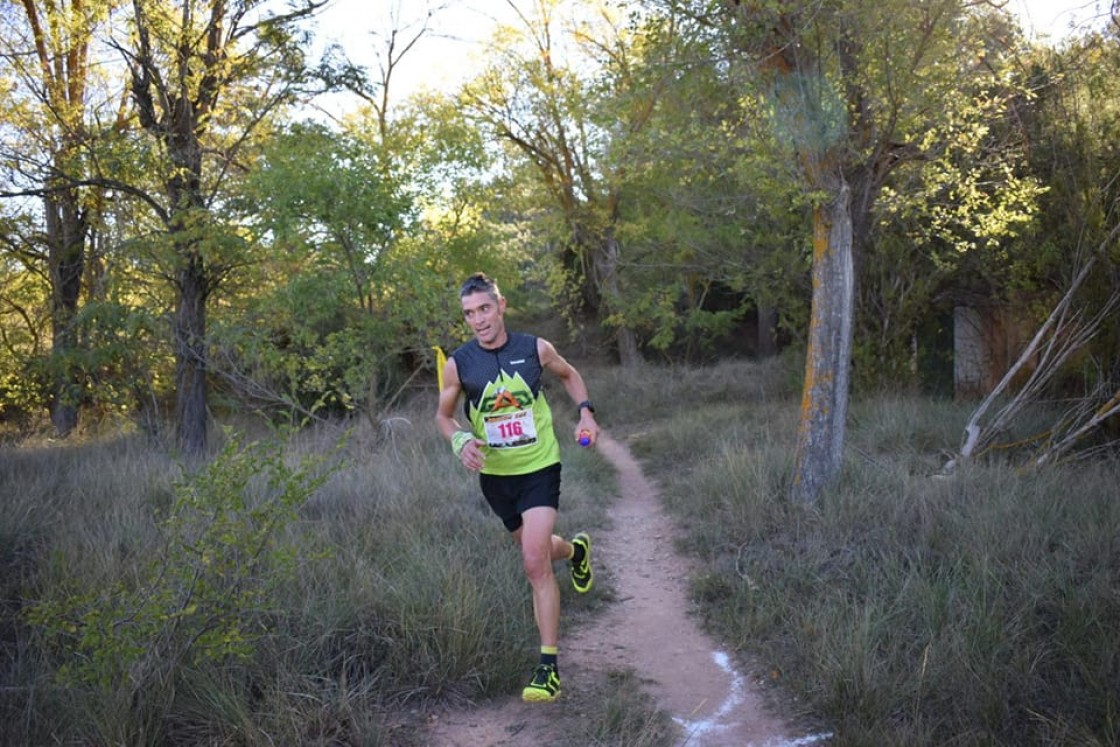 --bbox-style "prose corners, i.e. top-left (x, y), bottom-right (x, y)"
top-left (1033, 381), bottom-right (1120, 467)
top-left (955, 219), bottom-right (1120, 466)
